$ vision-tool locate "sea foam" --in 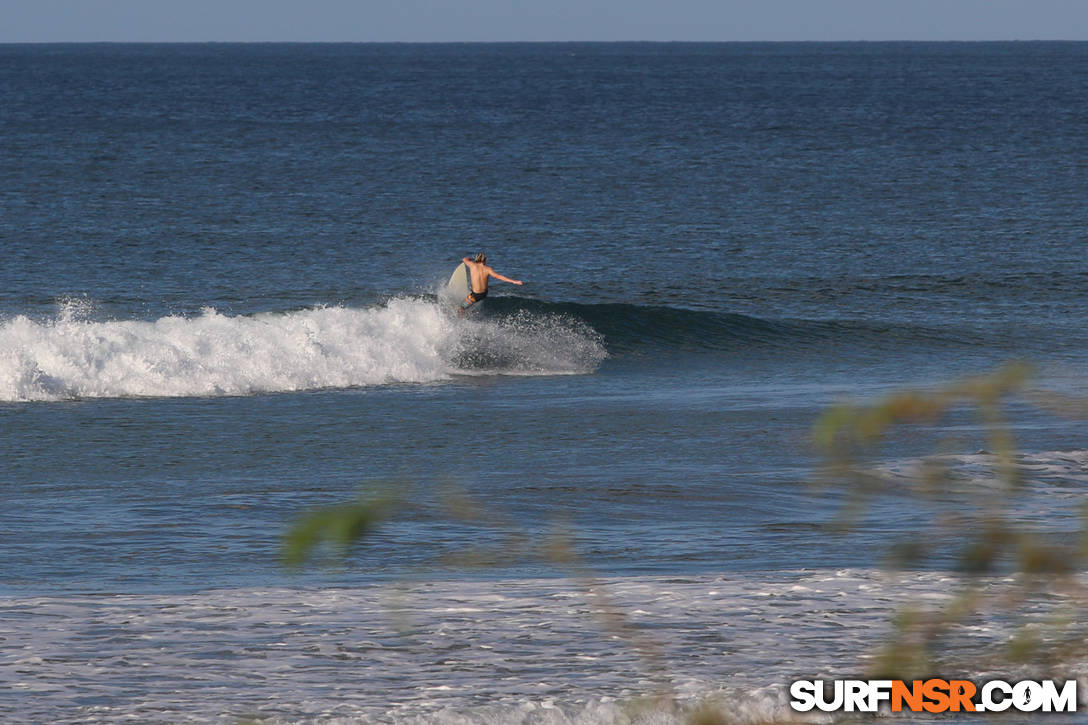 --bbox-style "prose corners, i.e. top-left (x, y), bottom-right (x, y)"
top-left (0, 298), bottom-right (607, 402)
top-left (3, 569), bottom-right (1065, 724)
